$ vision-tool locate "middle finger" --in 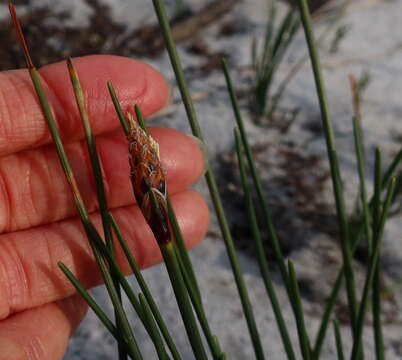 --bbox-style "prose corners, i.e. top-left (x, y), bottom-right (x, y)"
top-left (0, 126), bottom-right (205, 233)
